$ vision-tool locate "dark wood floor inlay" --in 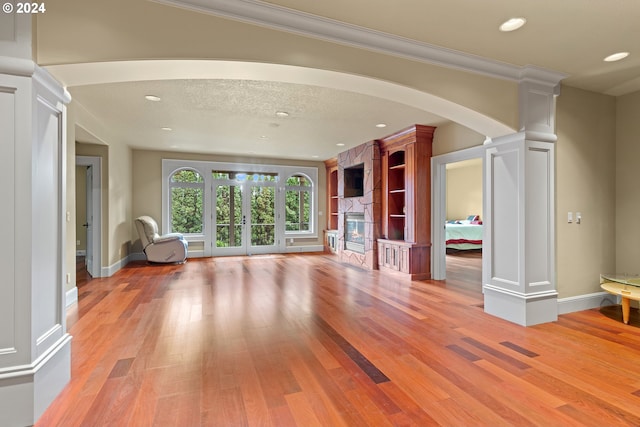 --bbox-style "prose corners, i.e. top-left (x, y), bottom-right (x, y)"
top-left (108, 358), bottom-right (135, 379)
top-left (314, 315), bottom-right (391, 384)
top-left (462, 337), bottom-right (532, 370)
top-left (500, 341), bottom-right (540, 358)
top-left (446, 344), bottom-right (482, 362)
